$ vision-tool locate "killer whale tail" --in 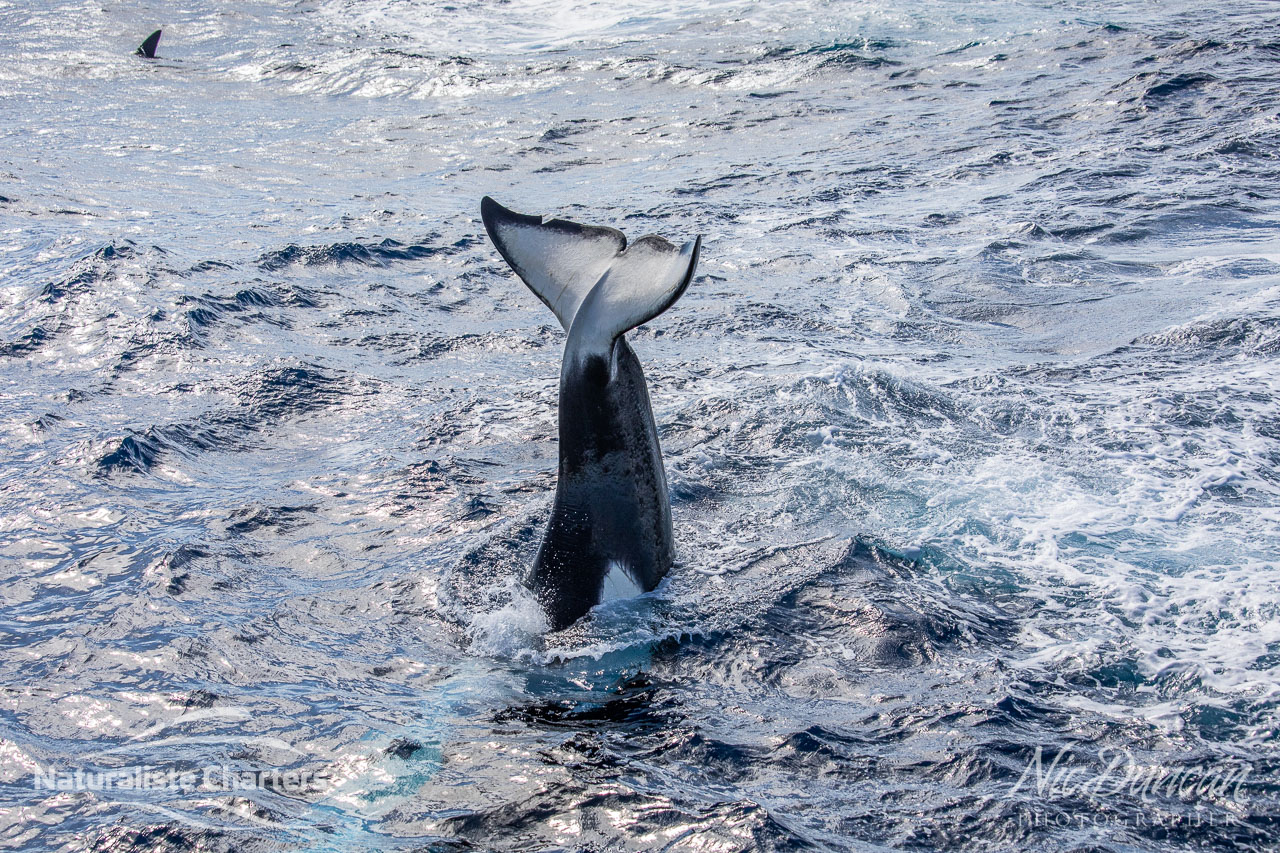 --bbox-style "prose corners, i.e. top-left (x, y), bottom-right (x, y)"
top-left (480, 196), bottom-right (700, 354)
top-left (135, 29), bottom-right (162, 59)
